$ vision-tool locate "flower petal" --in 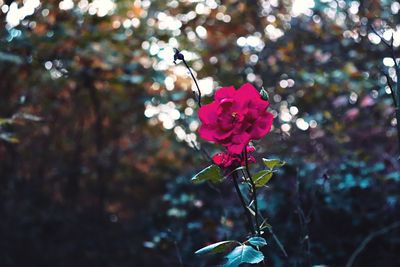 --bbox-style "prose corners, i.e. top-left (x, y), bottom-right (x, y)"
top-left (198, 102), bottom-right (218, 125)
top-left (215, 86), bottom-right (236, 102)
